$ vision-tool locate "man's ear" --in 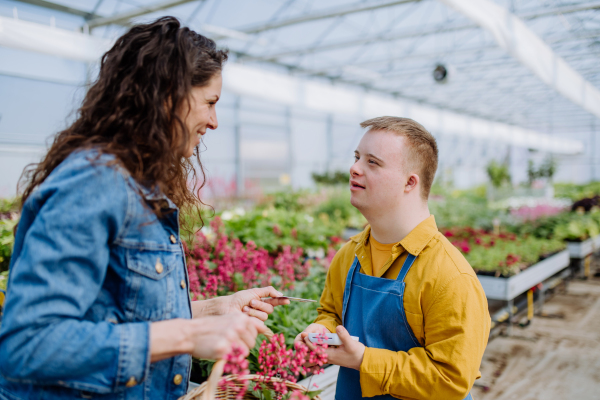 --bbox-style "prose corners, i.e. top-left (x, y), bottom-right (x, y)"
top-left (405, 174), bottom-right (420, 193)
